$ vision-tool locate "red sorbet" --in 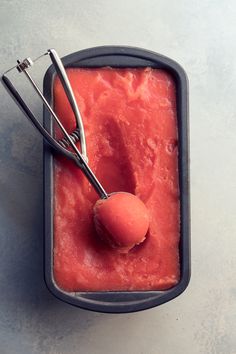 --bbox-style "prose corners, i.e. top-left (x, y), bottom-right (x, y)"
top-left (94, 192), bottom-right (150, 253)
top-left (53, 67), bottom-right (180, 291)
